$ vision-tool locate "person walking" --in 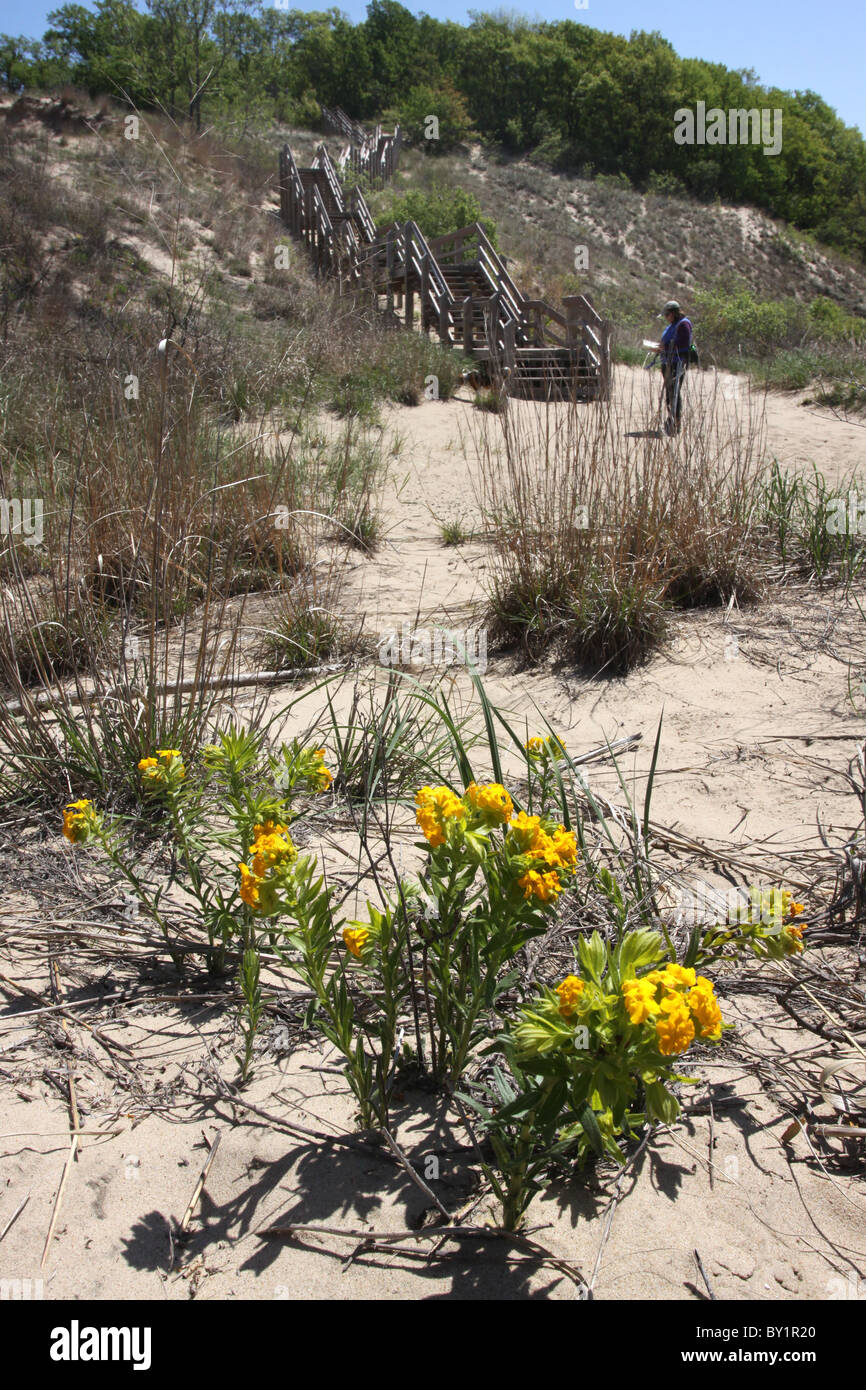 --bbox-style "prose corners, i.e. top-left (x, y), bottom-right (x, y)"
top-left (653, 300), bottom-right (693, 435)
